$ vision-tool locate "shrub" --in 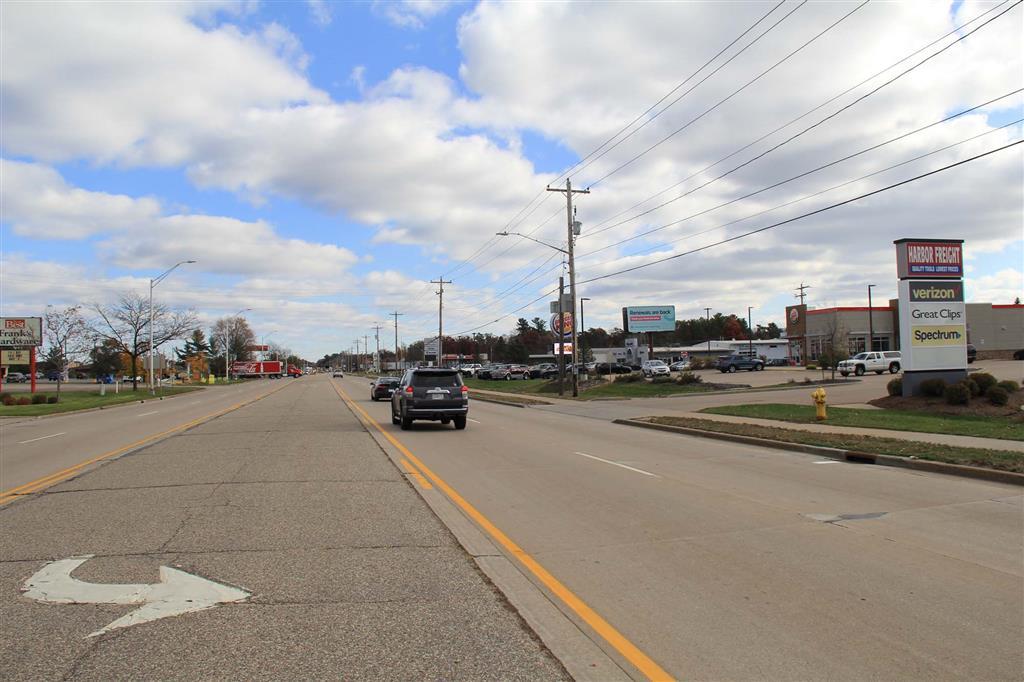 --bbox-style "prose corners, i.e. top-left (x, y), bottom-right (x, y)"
top-left (972, 372), bottom-right (998, 393)
top-left (16, 397), bottom-right (32, 406)
top-left (920, 378), bottom-right (947, 397)
top-left (651, 375), bottom-right (673, 384)
top-left (964, 379), bottom-right (981, 397)
top-left (0, 392), bottom-right (9, 401)
top-left (676, 371), bottom-right (703, 385)
top-left (886, 377), bottom-right (902, 397)
top-left (996, 379), bottom-right (1019, 393)
top-left (616, 373), bottom-right (642, 383)
top-left (1, 394), bottom-right (16, 406)
top-left (47, 396), bottom-right (59, 404)
top-left (31, 394), bottom-right (47, 404)
top-left (943, 382), bottom-right (970, 405)
top-left (986, 385), bottom-right (1009, 406)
